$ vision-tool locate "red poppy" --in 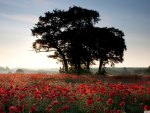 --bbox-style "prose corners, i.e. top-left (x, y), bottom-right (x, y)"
top-left (144, 105), bottom-right (150, 111)
top-left (107, 98), bottom-right (114, 105)
top-left (30, 104), bottom-right (36, 113)
top-left (63, 105), bottom-right (70, 110)
top-left (119, 101), bottom-right (125, 107)
top-left (116, 110), bottom-right (121, 113)
top-left (52, 100), bottom-right (59, 106)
